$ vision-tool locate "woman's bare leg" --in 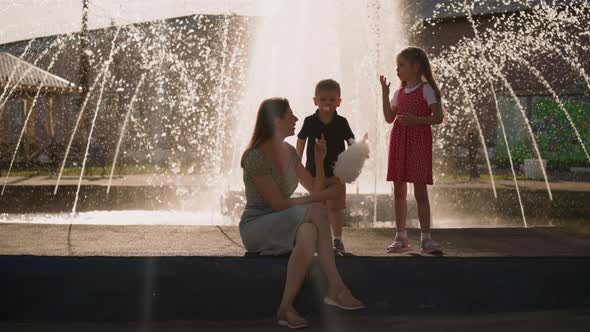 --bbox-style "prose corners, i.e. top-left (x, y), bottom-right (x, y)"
top-left (277, 222), bottom-right (317, 323)
top-left (308, 197), bottom-right (364, 307)
top-left (306, 203), bottom-right (344, 289)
